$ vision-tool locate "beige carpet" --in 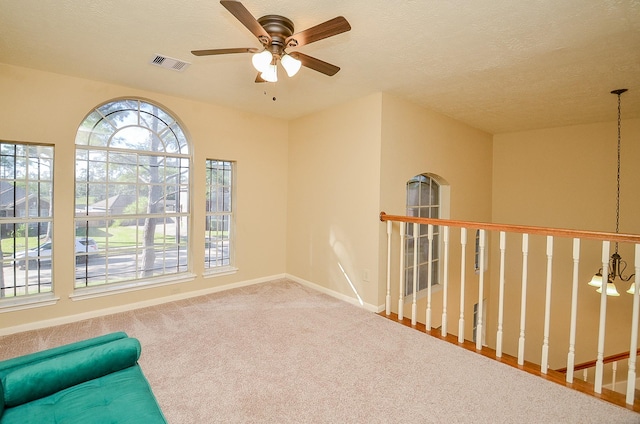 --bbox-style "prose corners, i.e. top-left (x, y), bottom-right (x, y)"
top-left (1, 279), bottom-right (639, 423)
